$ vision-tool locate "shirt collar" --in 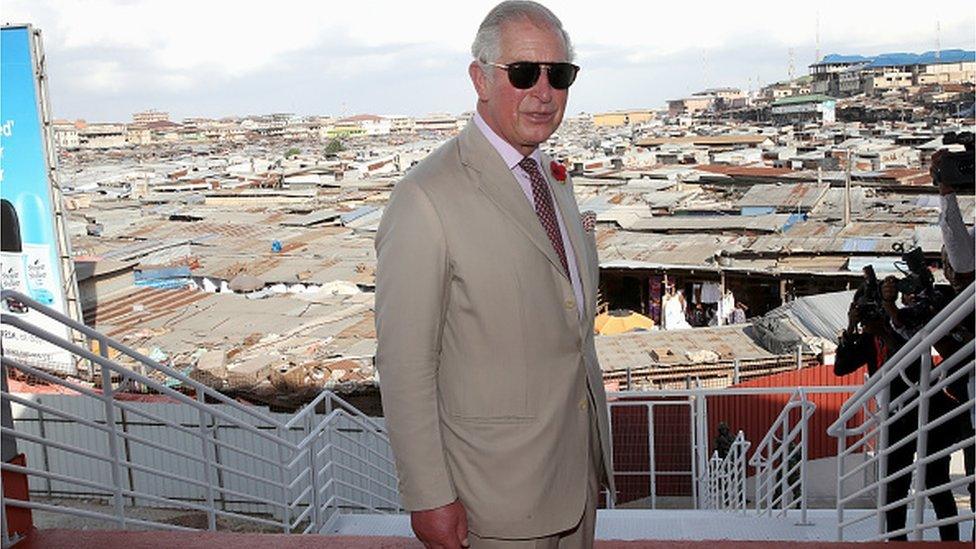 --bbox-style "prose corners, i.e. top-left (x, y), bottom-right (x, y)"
top-left (473, 111), bottom-right (542, 171)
